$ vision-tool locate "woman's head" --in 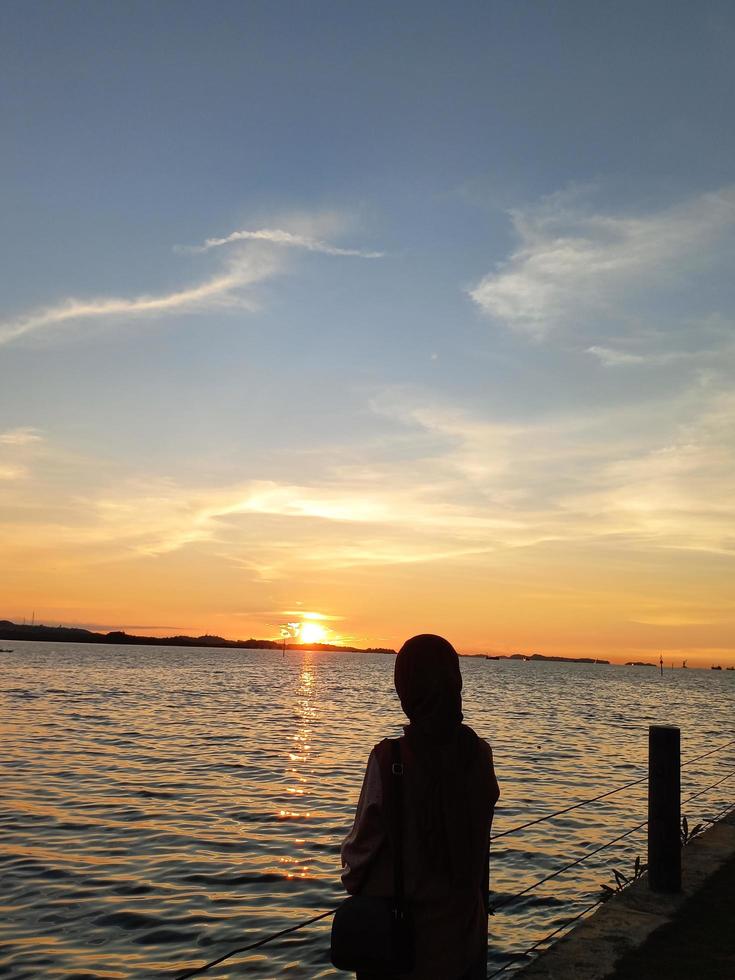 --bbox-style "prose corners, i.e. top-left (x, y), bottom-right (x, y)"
top-left (394, 634), bottom-right (463, 741)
